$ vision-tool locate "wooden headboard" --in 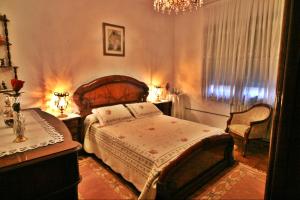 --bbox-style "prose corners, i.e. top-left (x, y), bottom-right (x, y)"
top-left (73, 75), bottom-right (149, 116)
